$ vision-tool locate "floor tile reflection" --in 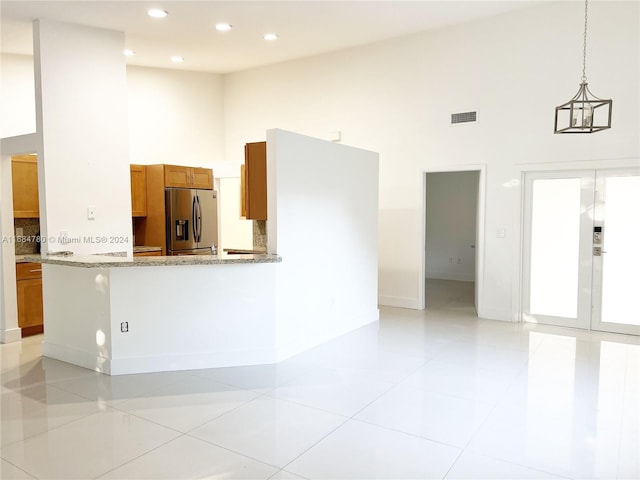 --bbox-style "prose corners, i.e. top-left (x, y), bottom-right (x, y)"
top-left (0, 279), bottom-right (637, 479)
